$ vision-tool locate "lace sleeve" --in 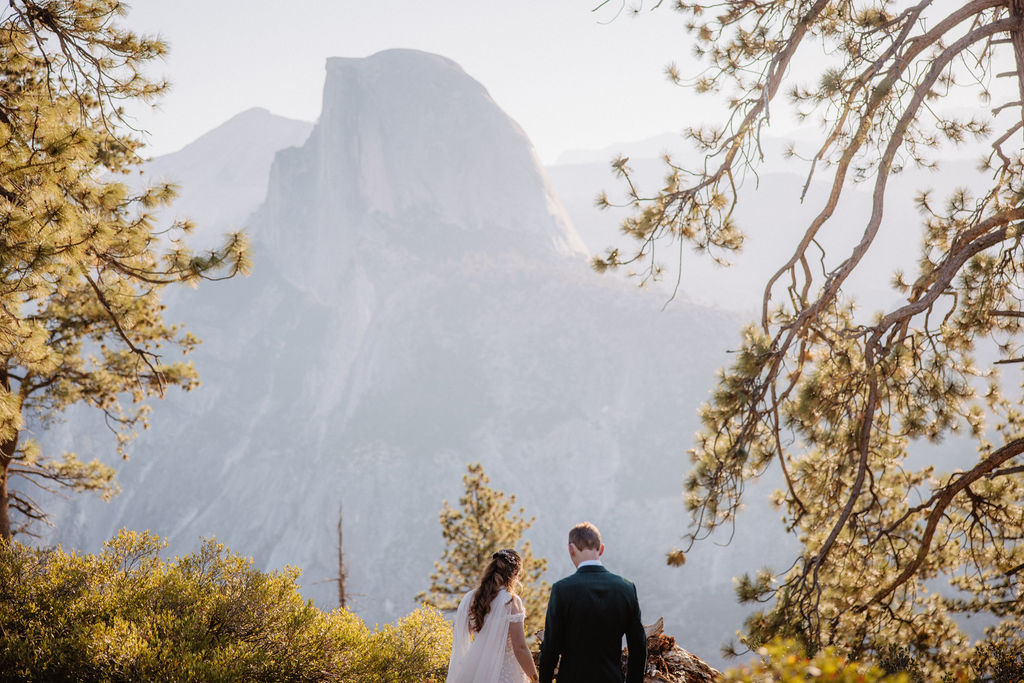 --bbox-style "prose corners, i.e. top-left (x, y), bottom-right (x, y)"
top-left (507, 594), bottom-right (526, 624)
